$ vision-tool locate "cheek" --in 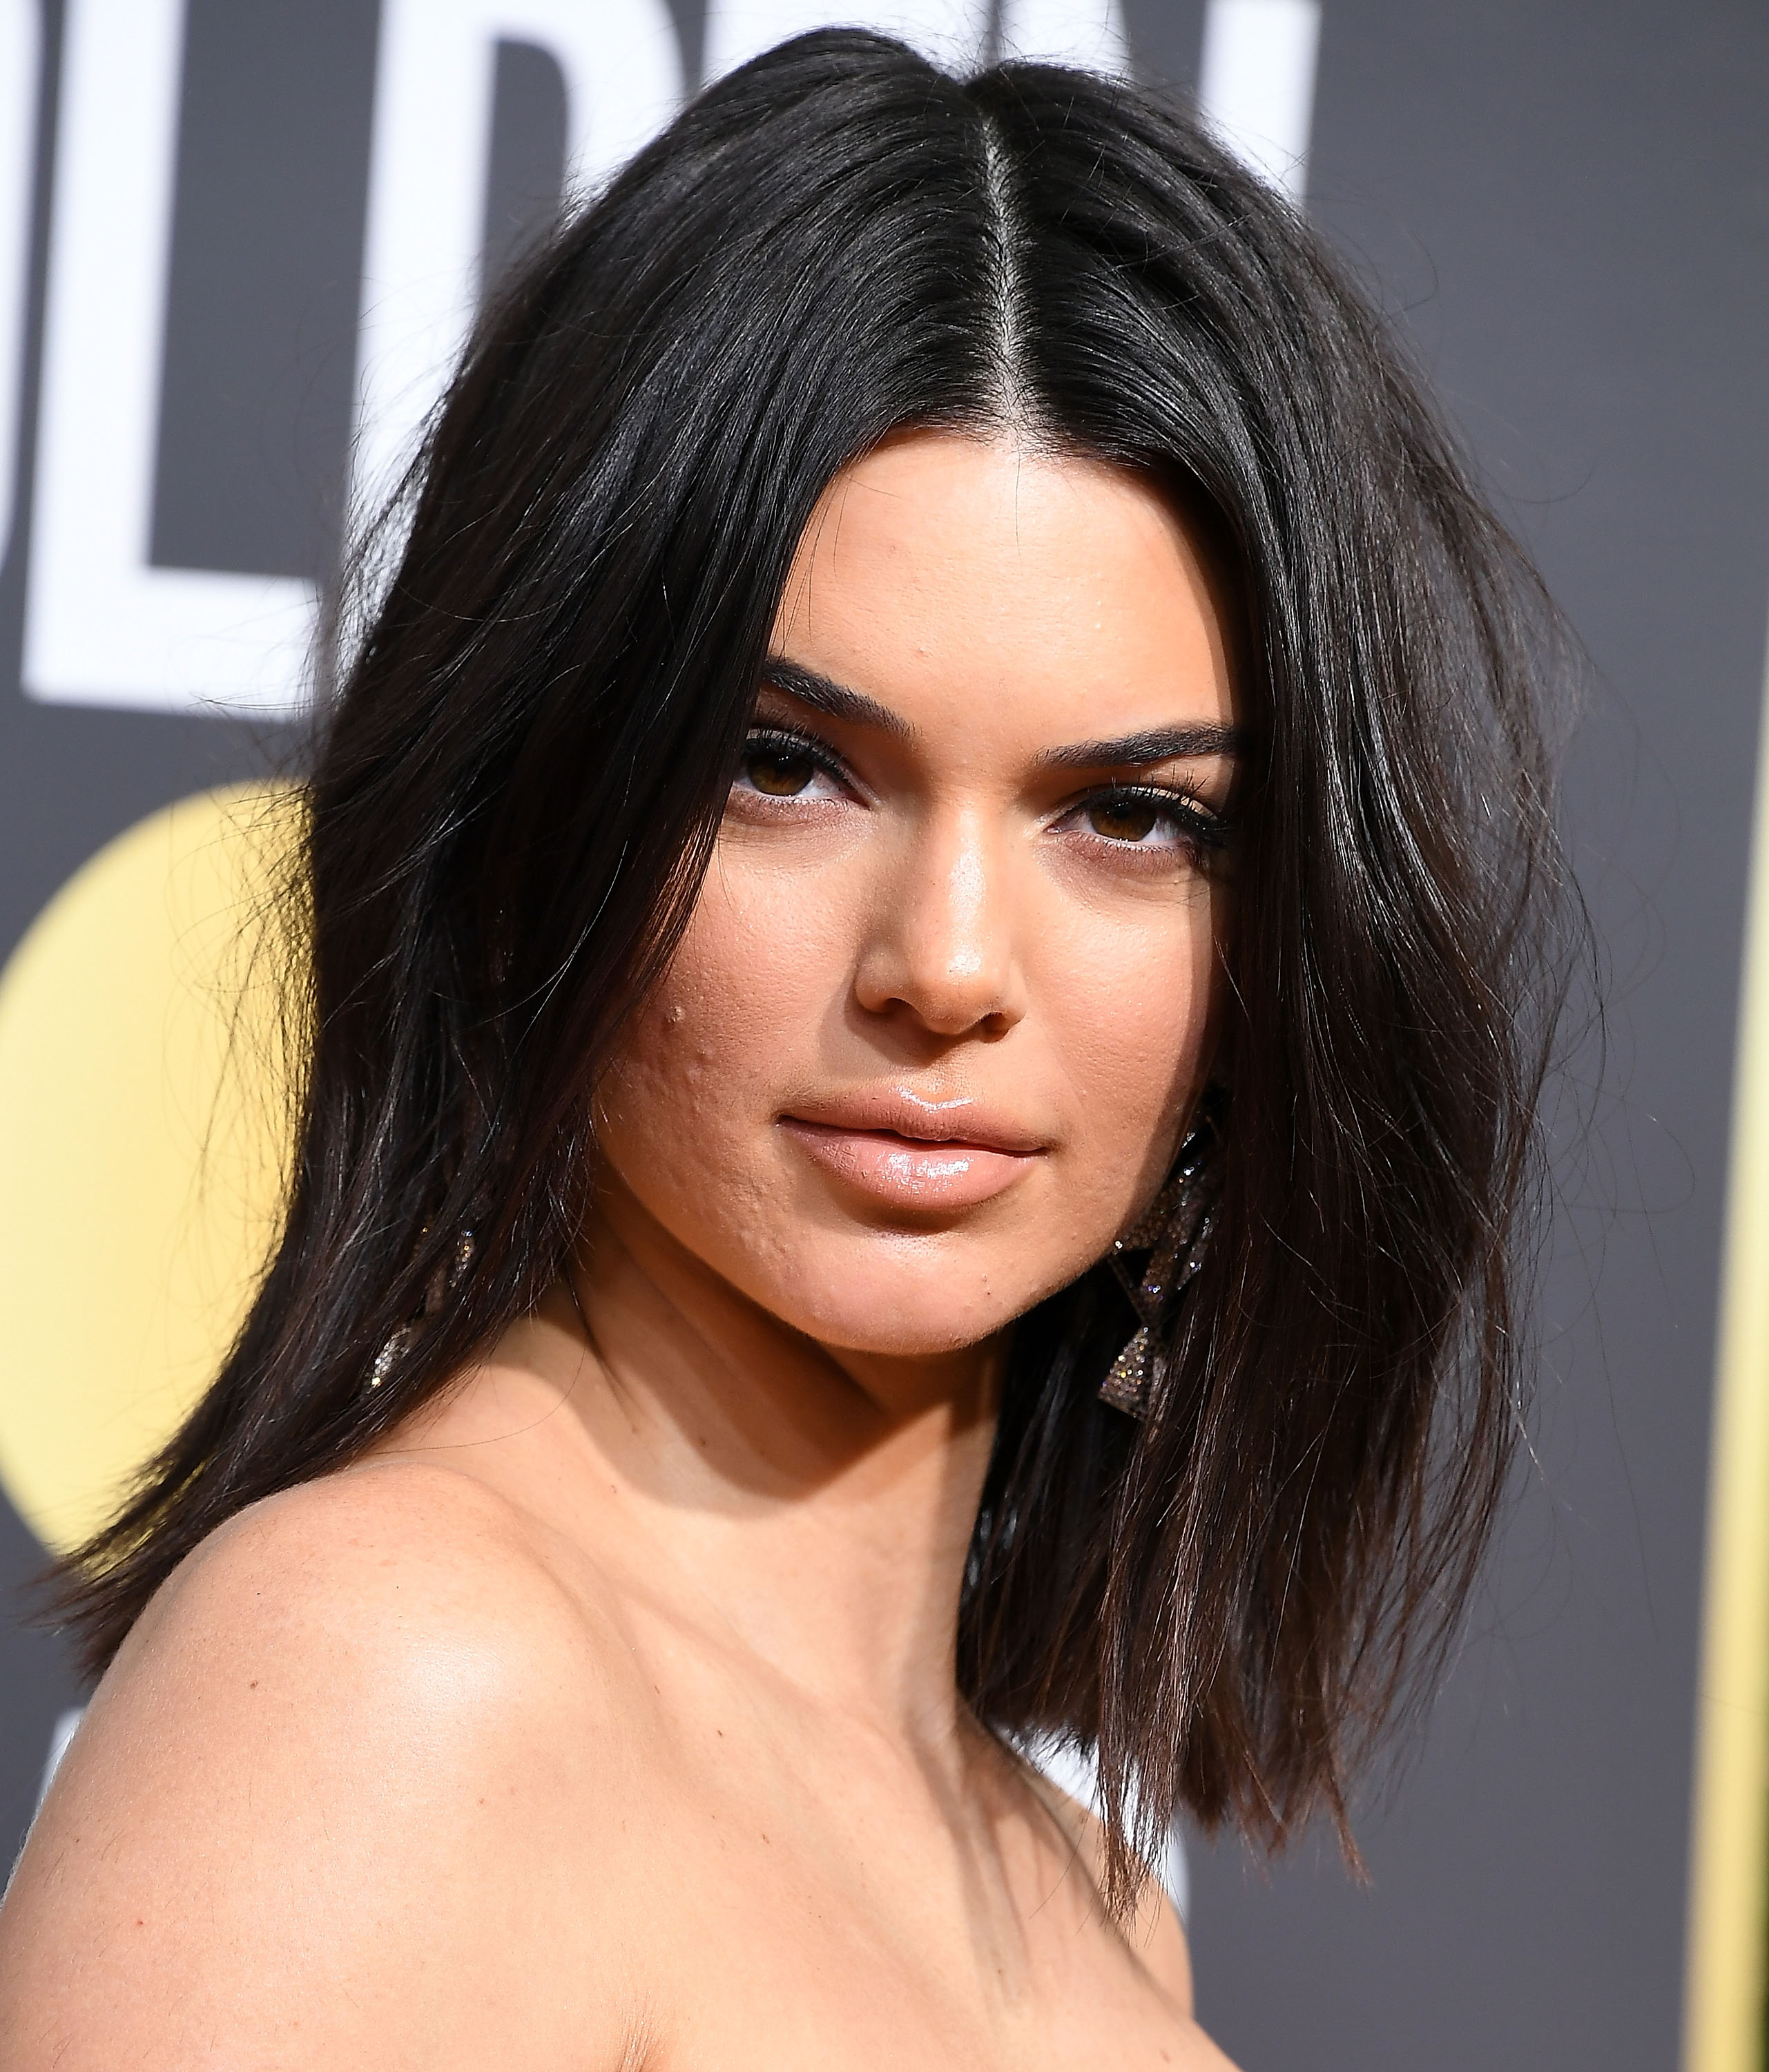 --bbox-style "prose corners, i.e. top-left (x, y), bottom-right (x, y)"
top-left (1033, 889), bottom-right (1222, 1198)
top-left (593, 856), bottom-right (842, 1214)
